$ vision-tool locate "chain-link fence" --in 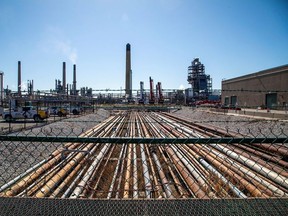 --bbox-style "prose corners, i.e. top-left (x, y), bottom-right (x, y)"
top-left (1, 109), bottom-right (287, 201)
